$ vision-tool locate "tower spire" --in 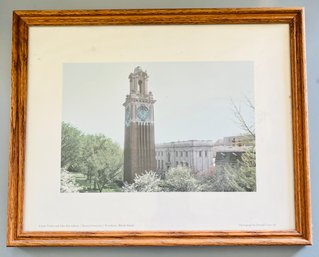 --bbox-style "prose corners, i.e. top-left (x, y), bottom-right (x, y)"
top-left (129, 66), bottom-right (149, 95)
